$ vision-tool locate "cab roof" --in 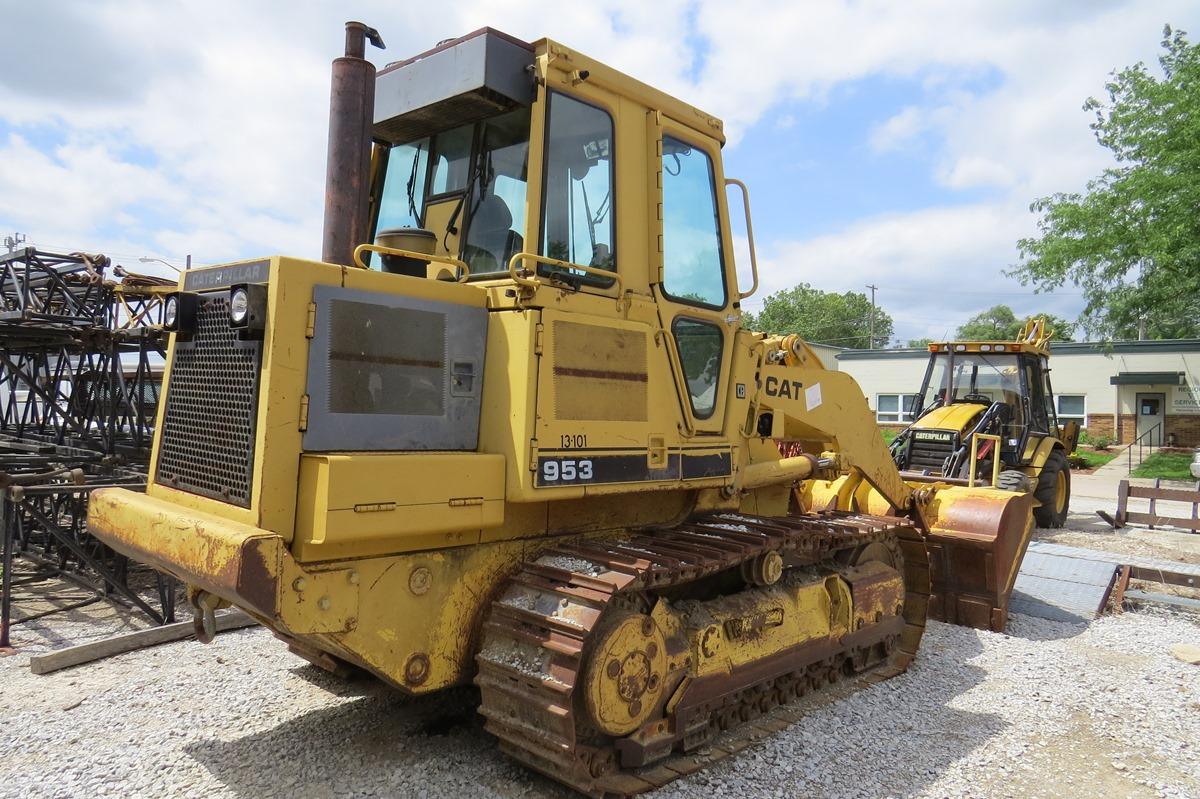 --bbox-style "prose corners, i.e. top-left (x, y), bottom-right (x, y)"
top-left (926, 340), bottom-right (1050, 357)
top-left (374, 28), bottom-right (726, 146)
top-left (927, 318), bottom-right (1055, 358)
